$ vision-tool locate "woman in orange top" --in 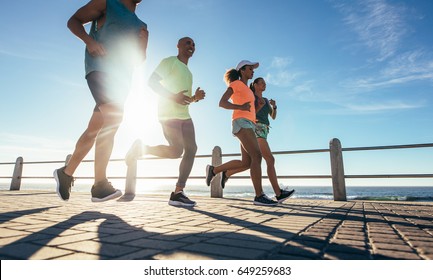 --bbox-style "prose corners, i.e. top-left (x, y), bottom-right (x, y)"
top-left (205, 60), bottom-right (278, 206)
